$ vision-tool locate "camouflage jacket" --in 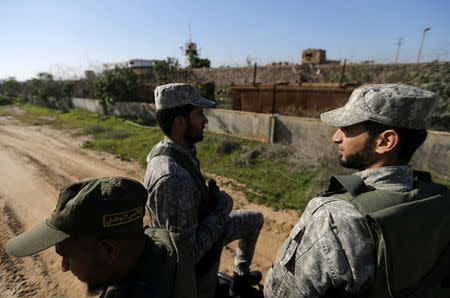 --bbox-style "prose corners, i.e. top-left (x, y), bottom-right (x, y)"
top-left (144, 137), bottom-right (228, 263)
top-left (264, 165), bottom-right (415, 297)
